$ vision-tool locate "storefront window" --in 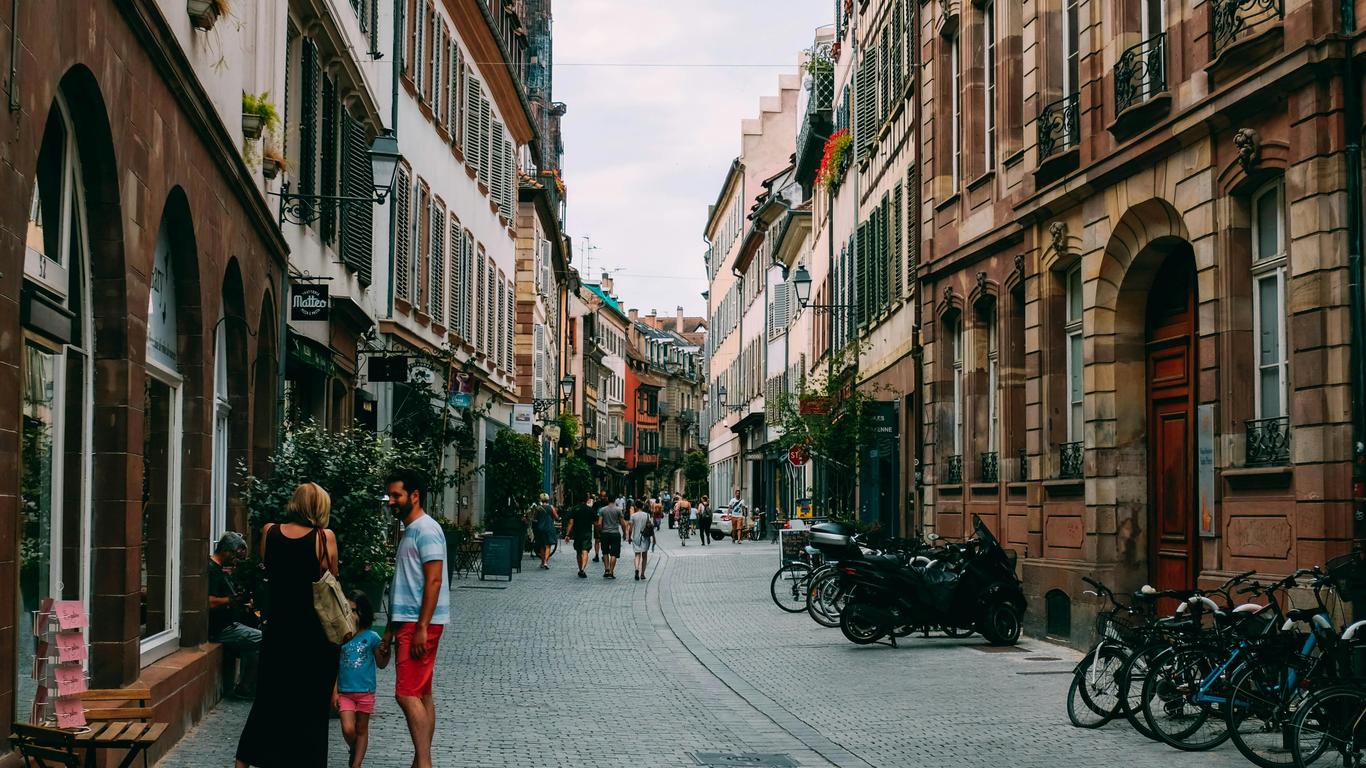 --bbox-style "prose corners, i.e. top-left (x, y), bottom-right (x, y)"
top-left (19, 96), bottom-right (93, 724)
top-left (210, 322), bottom-right (230, 544)
top-left (141, 224), bottom-right (182, 661)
